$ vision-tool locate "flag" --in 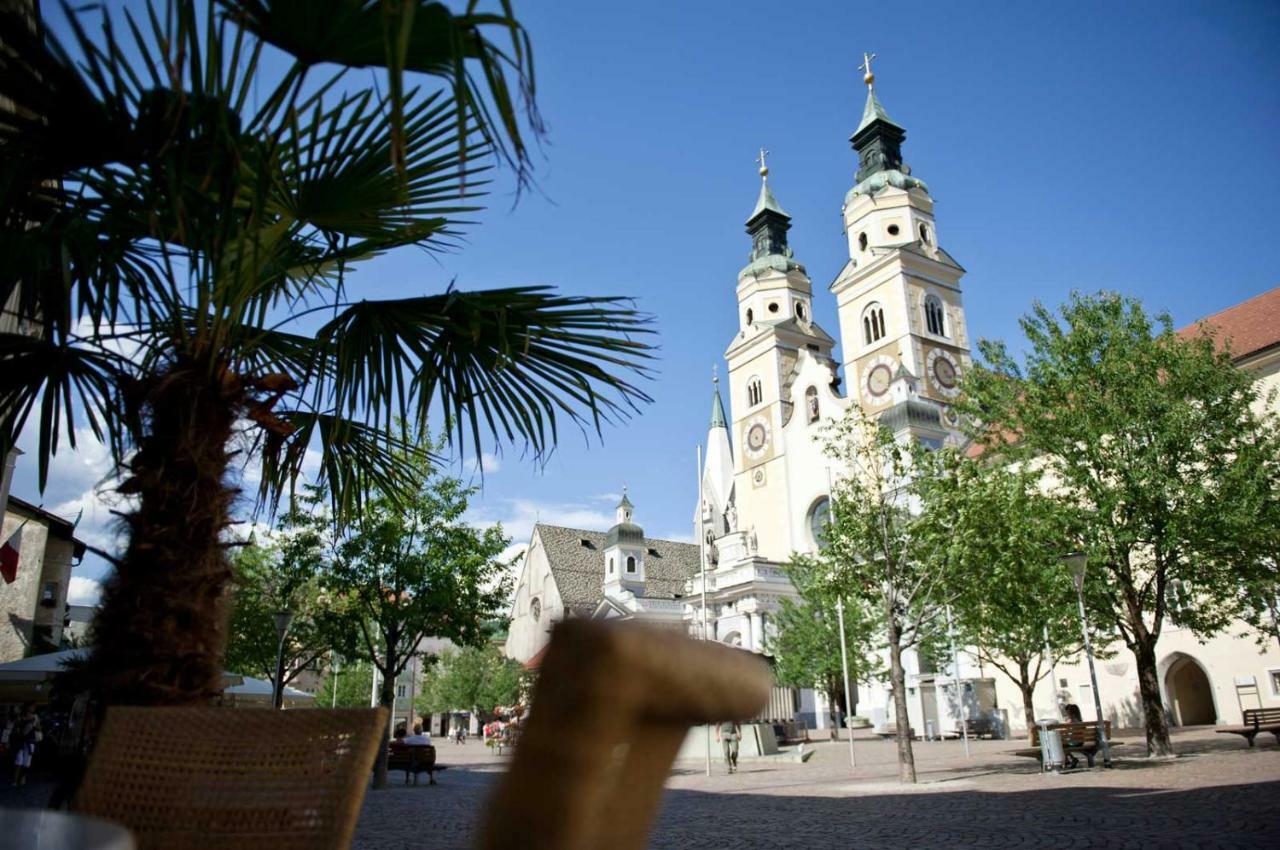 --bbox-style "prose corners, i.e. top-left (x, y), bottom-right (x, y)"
top-left (0, 520), bottom-right (26, 584)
